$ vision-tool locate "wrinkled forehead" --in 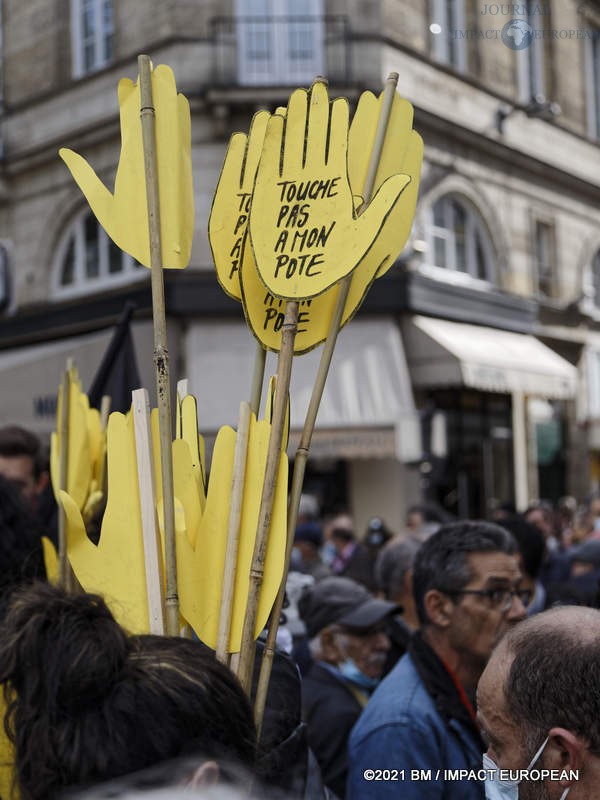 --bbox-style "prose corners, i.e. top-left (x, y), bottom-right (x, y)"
top-left (466, 550), bottom-right (521, 584)
top-left (477, 641), bottom-right (512, 708)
